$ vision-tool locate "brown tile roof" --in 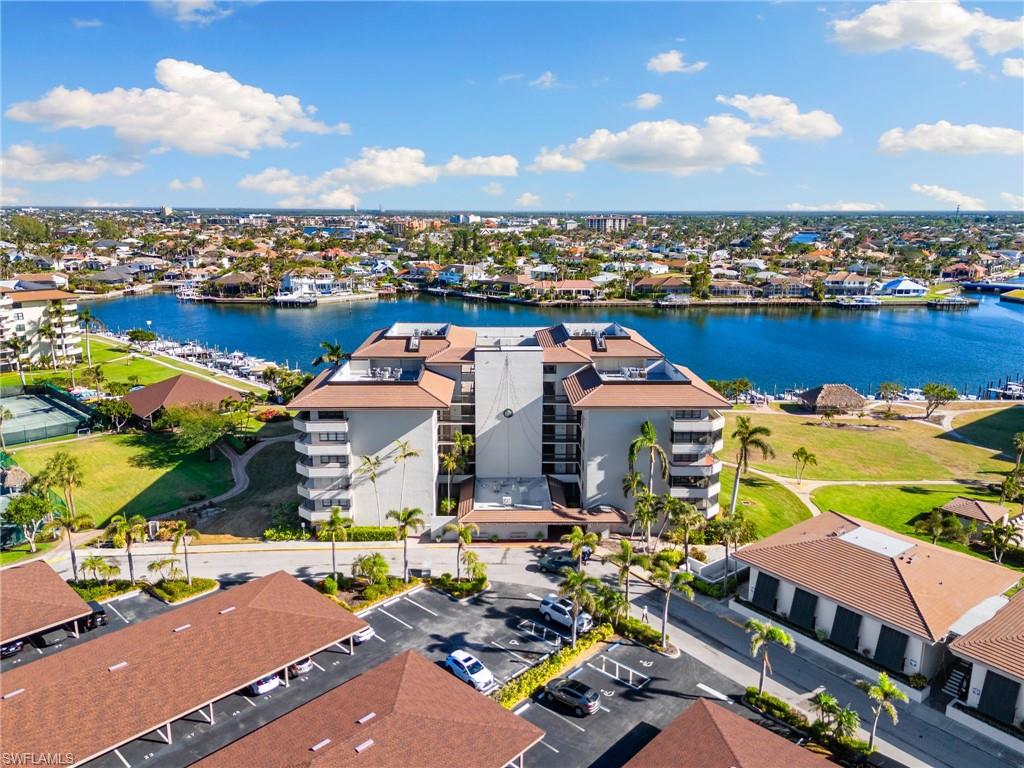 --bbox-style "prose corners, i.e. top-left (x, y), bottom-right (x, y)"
top-left (289, 369), bottom-right (455, 410)
top-left (736, 512), bottom-right (1020, 641)
top-left (624, 699), bottom-right (828, 768)
top-left (0, 561), bottom-right (92, 644)
top-left (0, 572), bottom-right (367, 765)
top-left (122, 373), bottom-right (243, 419)
top-left (563, 365), bottom-right (731, 409)
top-left (351, 325), bottom-right (477, 360)
top-left (940, 496), bottom-right (1017, 524)
top-left (194, 650), bottom-right (543, 768)
top-left (456, 477), bottom-right (627, 525)
top-left (950, 591), bottom-right (1024, 681)
top-left (1, 288), bottom-right (78, 303)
